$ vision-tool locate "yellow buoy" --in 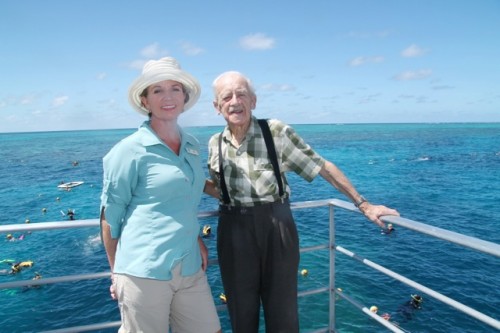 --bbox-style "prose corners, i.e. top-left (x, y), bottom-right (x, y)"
top-left (202, 225), bottom-right (211, 237)
top-left (370, 305), bottom-right (378, 313)
top-left (300, 269), bottom-right (308, 277)
top-left (219, 293), bottom-right (227, 303)
top-left (19, 261), bottom-right (34, 268)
